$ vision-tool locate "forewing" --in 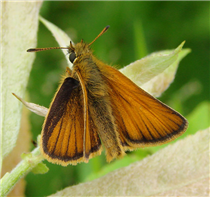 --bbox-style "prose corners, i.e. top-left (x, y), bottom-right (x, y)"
top-left (40, 77), bottom-right (101, 165)
top-left (102, 66), bottom-right (188, 151)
